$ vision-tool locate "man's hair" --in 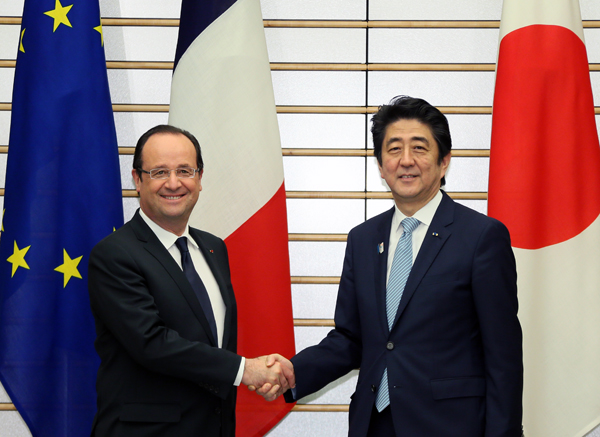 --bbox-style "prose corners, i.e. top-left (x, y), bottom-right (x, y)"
top-left (132, 124), bottom-right (203, 179)
top-left (371, 95), bottom-right (452, 186)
